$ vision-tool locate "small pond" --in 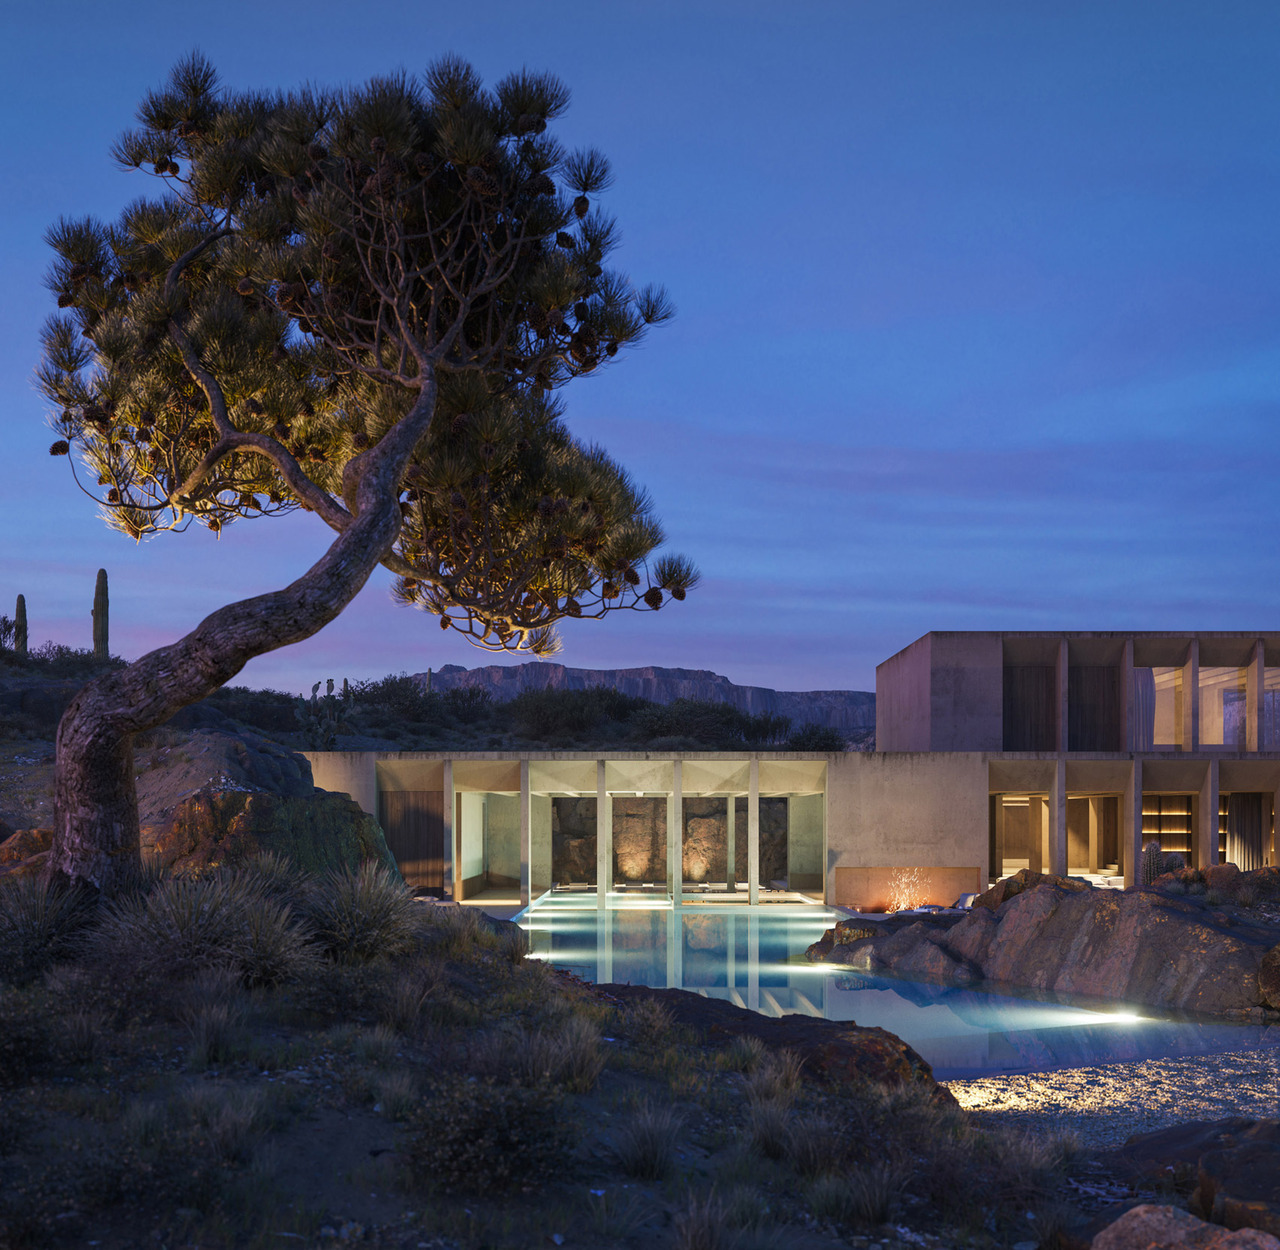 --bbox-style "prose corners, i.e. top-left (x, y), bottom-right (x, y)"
top-left (518, 895), bottom-right (1280, 1079)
